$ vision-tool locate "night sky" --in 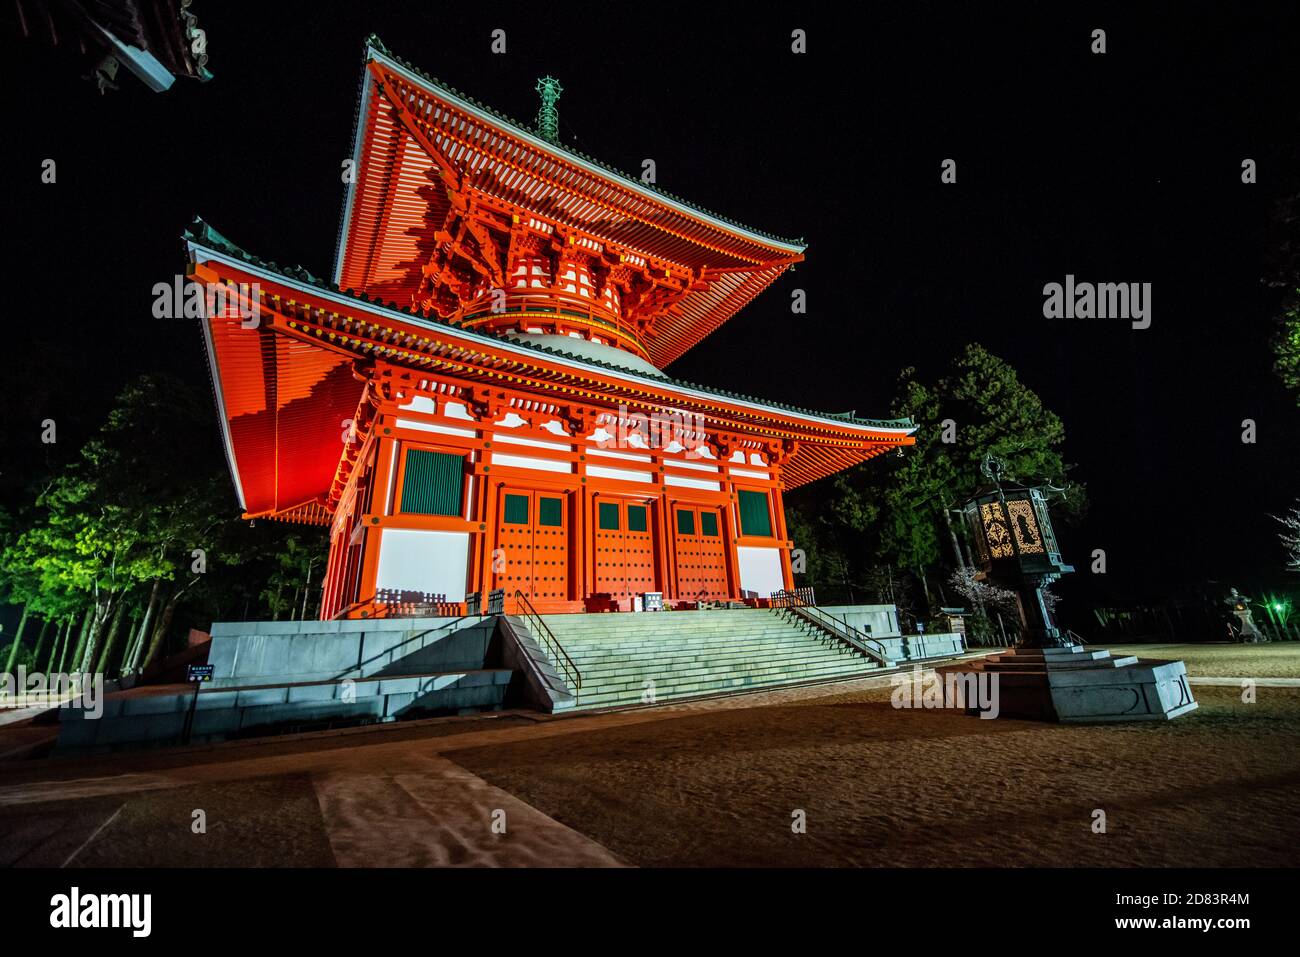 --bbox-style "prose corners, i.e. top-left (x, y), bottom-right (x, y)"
top-left (4, 2), bottom-right (1298, 611)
